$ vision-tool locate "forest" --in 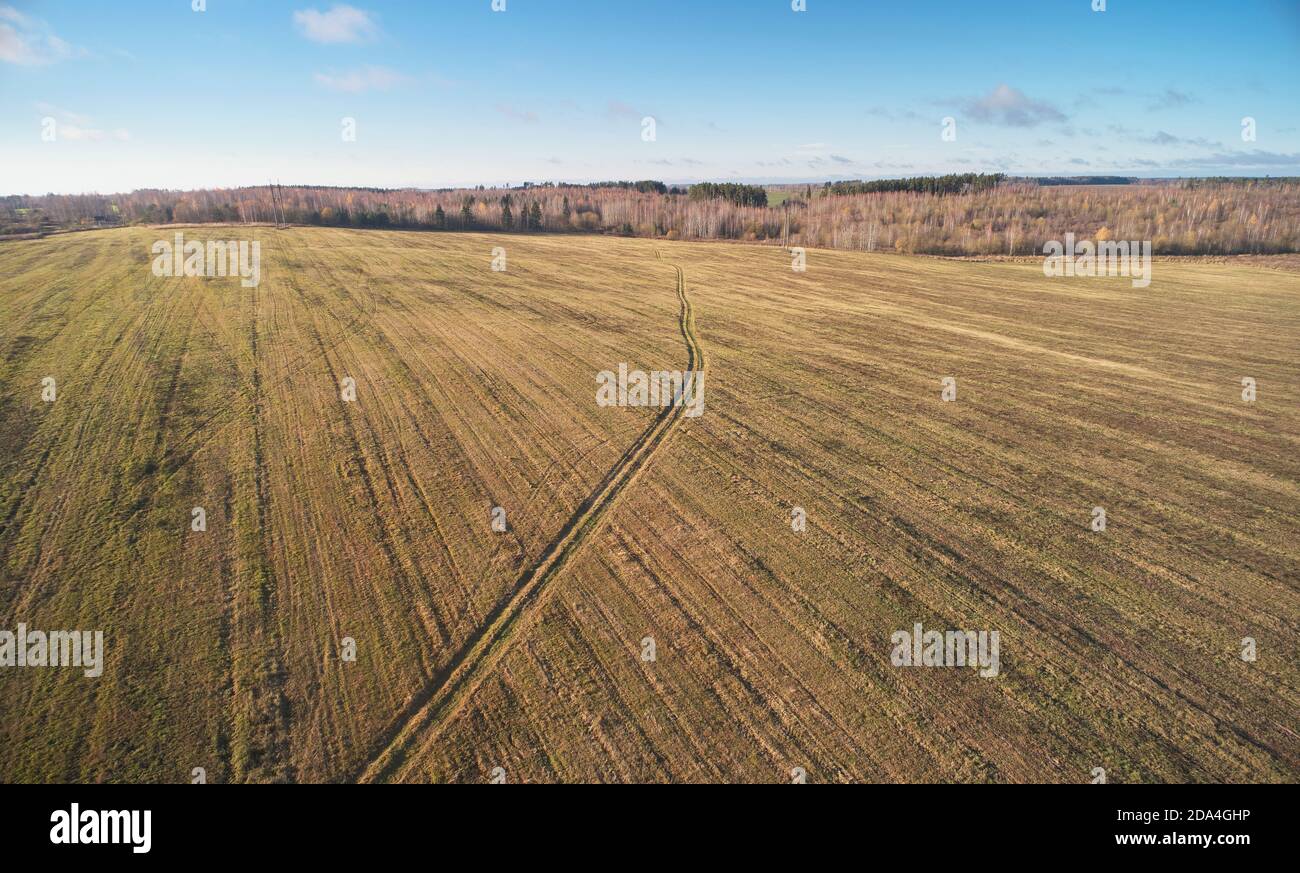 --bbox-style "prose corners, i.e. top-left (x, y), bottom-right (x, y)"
top-left (3, 176), bottom-right (1297, 256)
top-left (825, 173), bottom-right (1005, 196)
